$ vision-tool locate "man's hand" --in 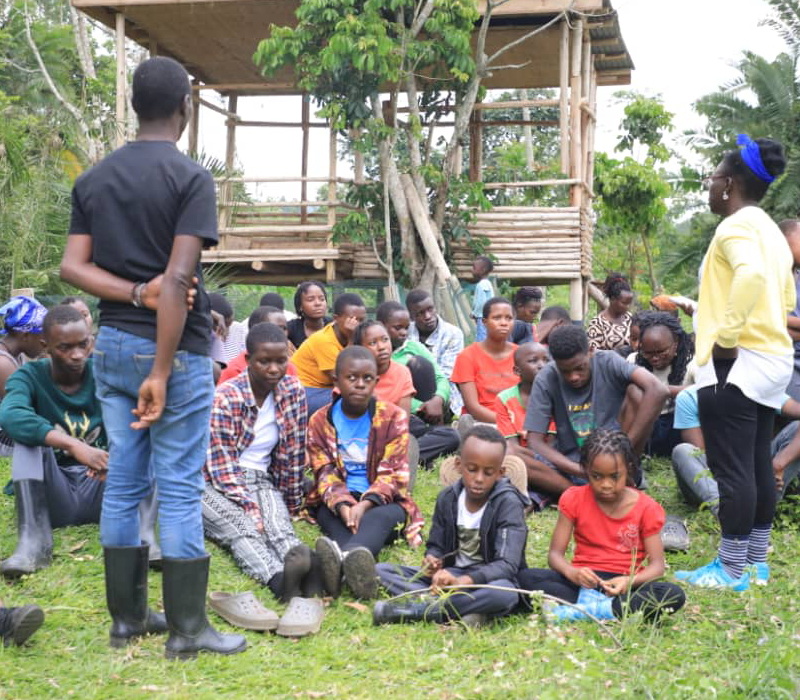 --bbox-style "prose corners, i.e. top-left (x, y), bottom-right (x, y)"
top-left (141, 274), bottom-right (198, 311)
top-left (600, 576), bottom-right (630, 596)
top-left (419, 396), bottom-right (445, 425)
top-left (422, 554), bottom-right (443, 575)
top-left (131, 375), bottom-right (167, 429)
top-left (773, 454), bottom-right (787, 491)
top-left (211, 310), bottom-right (228, 340)
top-left (346, 500), bottom-right (373, 533)
top-left (567, 566), bottom-right (601, 589)
top-left (71, 442), bottom-right (109, 472)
